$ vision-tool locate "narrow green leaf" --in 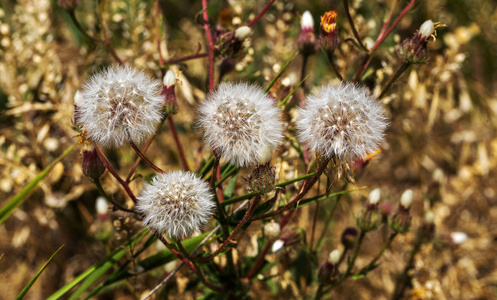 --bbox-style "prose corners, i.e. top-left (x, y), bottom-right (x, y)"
top-left (264, 51), bottom-right (298, 93)
top-left (16, 245), bottom-right (64, 300)
top-left (0, 143), bottom-right (77, 226)
top-left (47, 229), bottom-right (148, 300)
top-left (278, 74), bottom-right (309, 107)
